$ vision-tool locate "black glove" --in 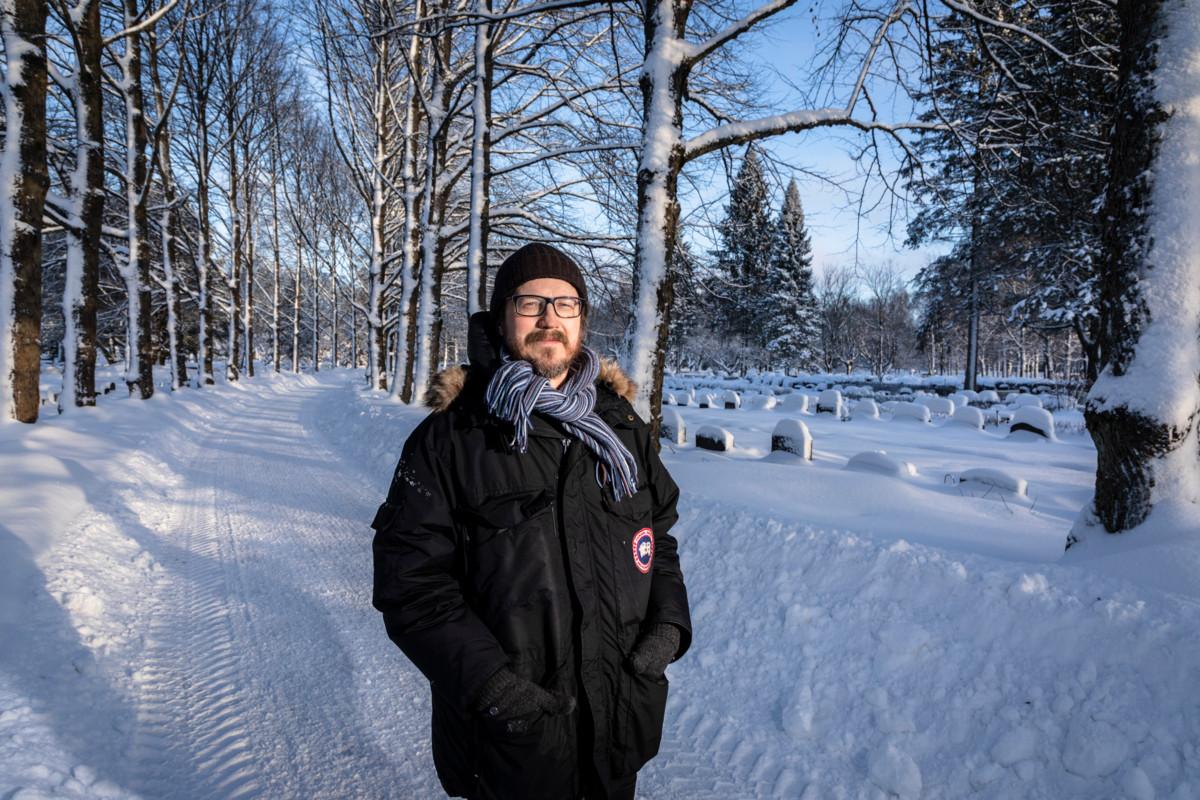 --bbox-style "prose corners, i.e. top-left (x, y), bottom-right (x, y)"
top-left (627, 623), bottom-right (681, 677)
top-left (475, 668), bottom-right (576, 729)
